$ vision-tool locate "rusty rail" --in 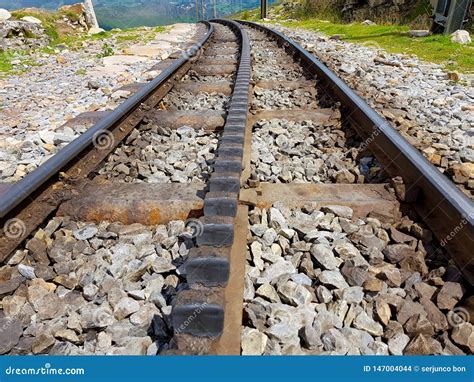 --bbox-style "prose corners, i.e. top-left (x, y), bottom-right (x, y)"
top-left (239, 20), bottom-right (474, 285)
top-left (0, 22), bottom-right (214, 262)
